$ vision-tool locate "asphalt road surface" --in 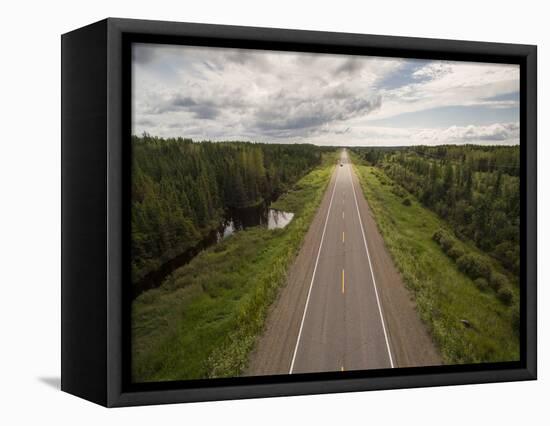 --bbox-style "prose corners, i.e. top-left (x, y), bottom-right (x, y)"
top-left (247, 150), bottom-right (441, 375)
